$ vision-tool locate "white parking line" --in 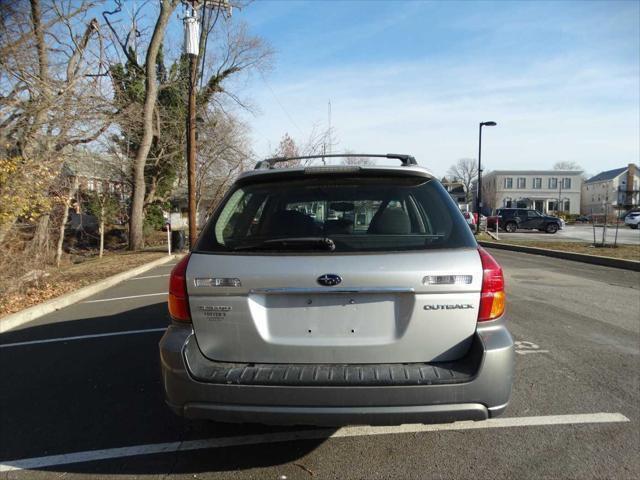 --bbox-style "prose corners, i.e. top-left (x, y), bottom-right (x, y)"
top-left (0, 328), bottom-right (167, 349)
top-left (82, 292), bottom-right (167, 303)
top-left (0, 413), bottom-right (629, 472)
top-left (128, 274), bottom-right (170, 280)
